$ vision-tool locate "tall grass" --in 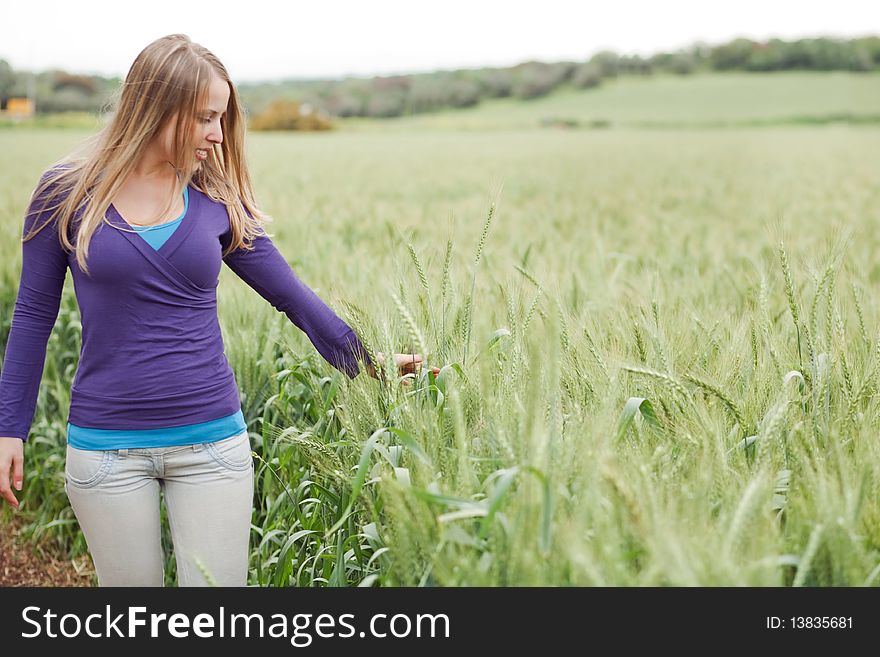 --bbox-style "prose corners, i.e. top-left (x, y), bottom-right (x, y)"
top-left (2, 123), bottom-right (880, 585)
